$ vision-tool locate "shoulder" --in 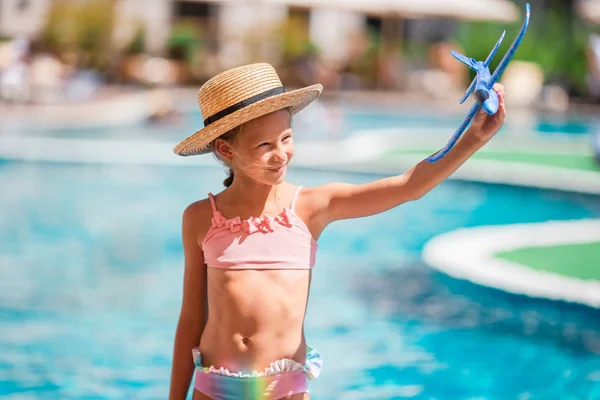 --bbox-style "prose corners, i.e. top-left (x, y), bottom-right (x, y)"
top-left (183, 198), bottom-right (212, 218)
top-left (291, 183), bottom-right (352, 238)
top-left (182, 197), bottom-right (215, 238)
top-left (297, 183), bottom-right (351, 205)
top-left (297, 182), bottom-right (361, 224)
top-left (293, 182), bottom-right (349, 218)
